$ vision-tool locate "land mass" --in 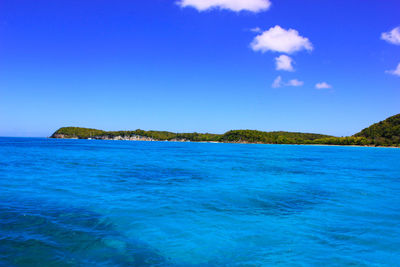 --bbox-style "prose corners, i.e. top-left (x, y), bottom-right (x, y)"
top-left (51, 114), bottom-right (400, 147)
